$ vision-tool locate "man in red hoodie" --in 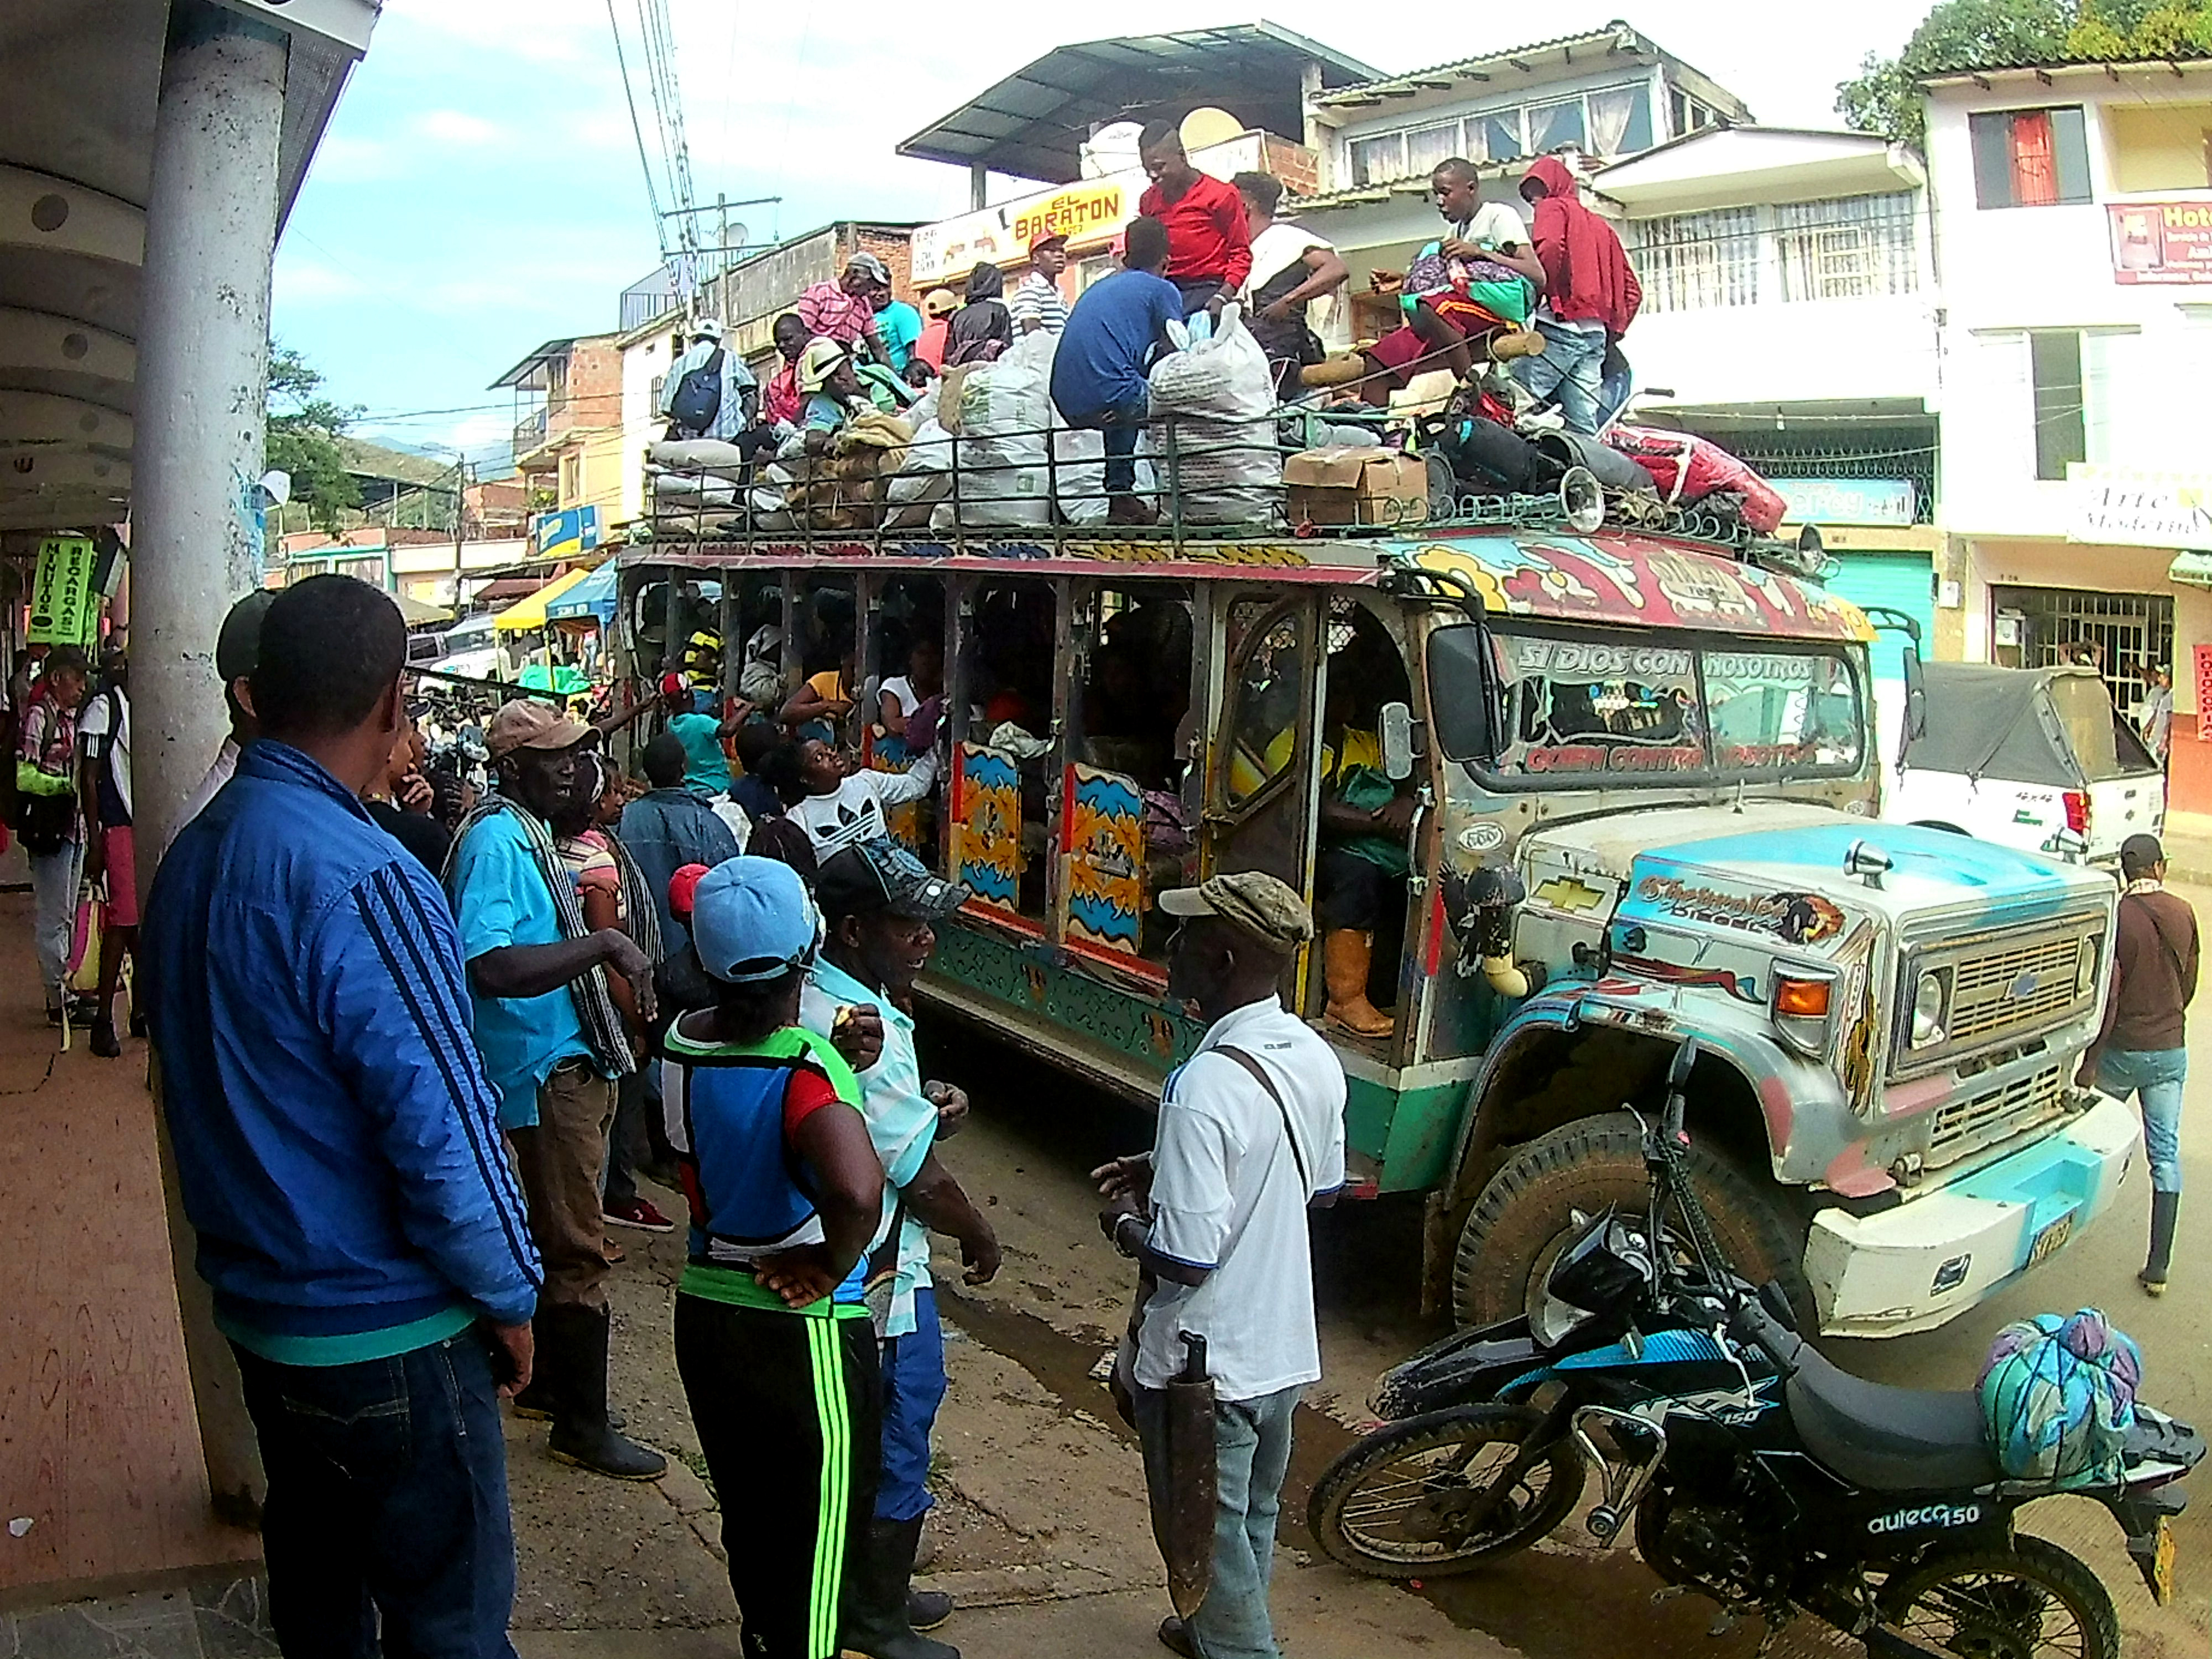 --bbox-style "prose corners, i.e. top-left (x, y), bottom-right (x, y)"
top-left (1514, 156), bottom-right (1641, 434)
